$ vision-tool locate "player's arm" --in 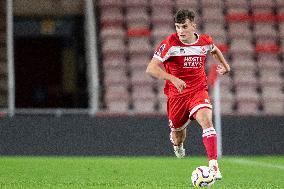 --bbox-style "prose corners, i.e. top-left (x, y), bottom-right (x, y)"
top-left (146, 57), bottom-right (186, 93)
top-left (210, 46), bottom-right (230, 75)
